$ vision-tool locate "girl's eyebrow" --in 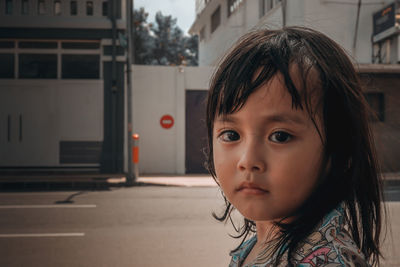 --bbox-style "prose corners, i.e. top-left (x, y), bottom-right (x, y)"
top-left (215, 113), bottom-right (306, 125)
